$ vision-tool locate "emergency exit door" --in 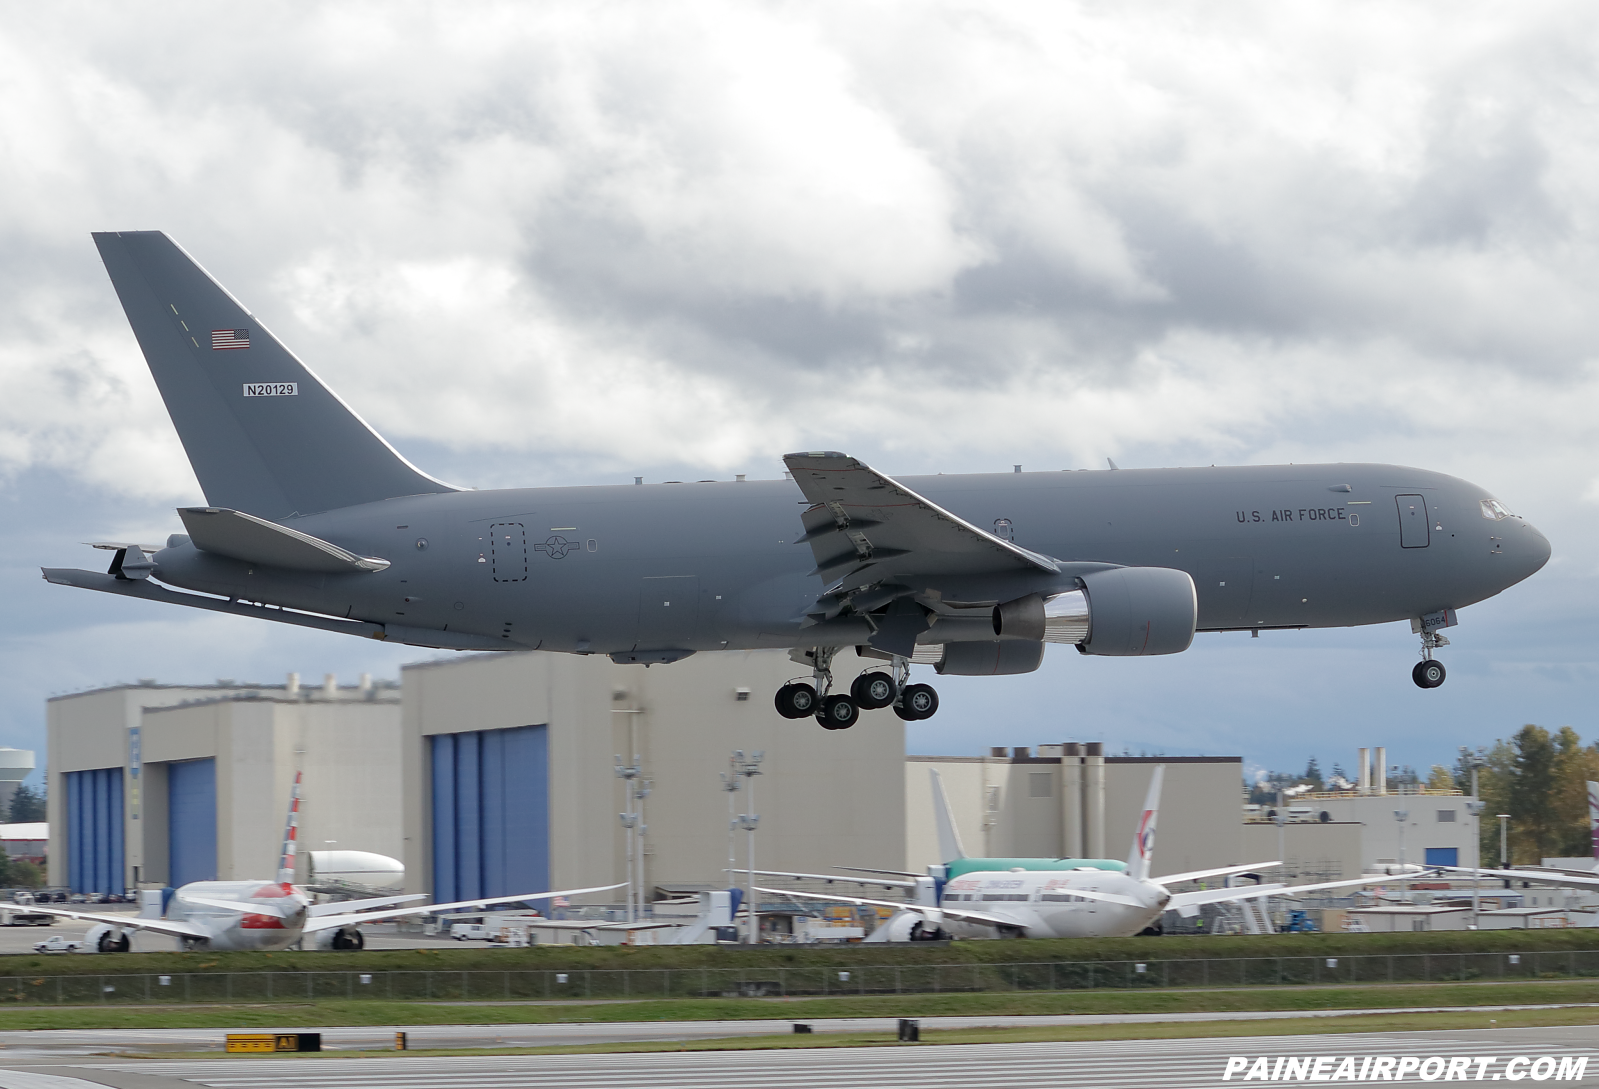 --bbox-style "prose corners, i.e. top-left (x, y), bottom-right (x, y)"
top-left (1396, 495), bottom-right (1429, 547)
